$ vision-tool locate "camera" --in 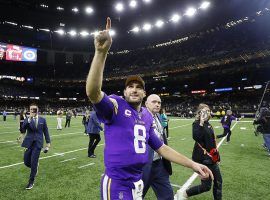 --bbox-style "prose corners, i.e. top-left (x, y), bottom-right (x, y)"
top-left (253, 107), bottom-right (270, 136)
top-left (254, 124), bottom-right (264, 136)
